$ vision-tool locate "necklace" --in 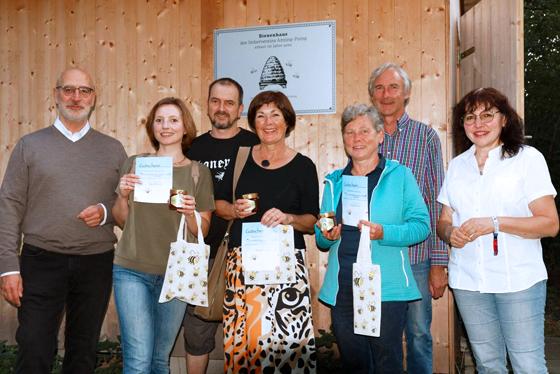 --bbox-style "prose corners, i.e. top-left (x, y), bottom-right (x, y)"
top-left (261, 159), bottom-right (270, 167)
top-left (173, 156), bottom-right (187, 165)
